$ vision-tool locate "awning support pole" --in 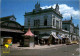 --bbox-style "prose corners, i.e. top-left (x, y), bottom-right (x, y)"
top-left (38, 39), bottom-right (39, 45)
top-left (58, 39), bottom-right (59, 44)
top-left (61, 39), bottom-right (62, 44)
